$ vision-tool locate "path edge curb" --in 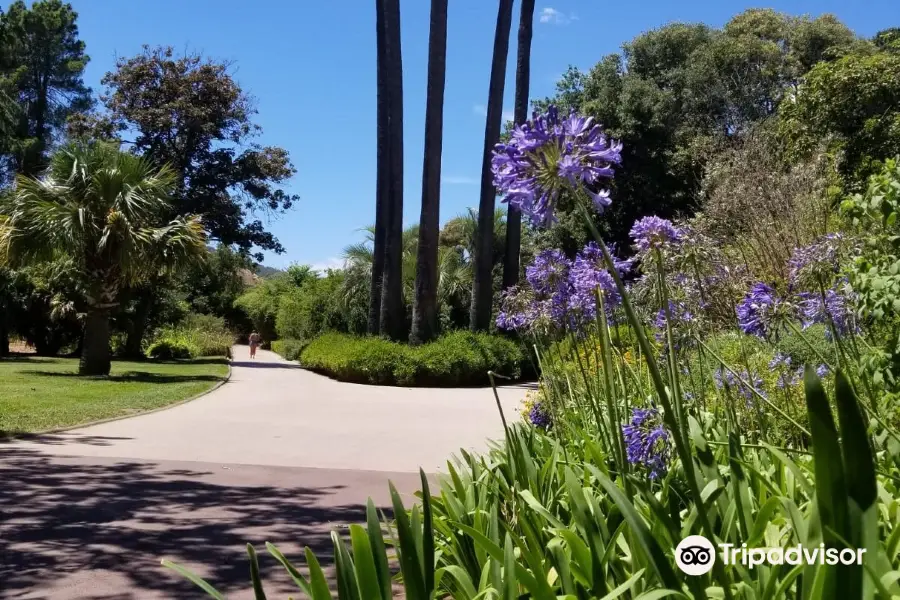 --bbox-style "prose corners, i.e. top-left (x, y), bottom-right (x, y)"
top-left (2, 359), bottom-right (233, 440)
